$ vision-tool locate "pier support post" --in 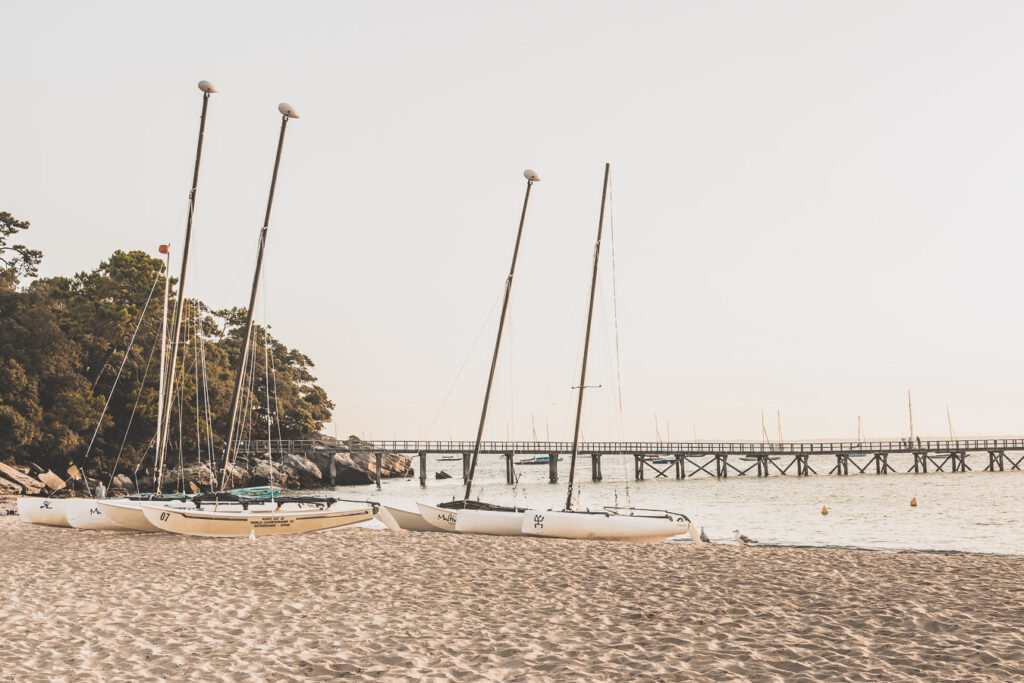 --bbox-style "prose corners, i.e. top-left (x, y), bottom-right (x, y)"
top-left (548, 452), bottom-right (558, 483)
top-left (504, 452), bottom-right (515, 484)
top-left (375, 452), bottom-right (382, 490)
top-left (591, 453), bottom-right (602, 482)
top-left (717, 454), bottom-right (728, 478)
top-left (635, 453), bottom-right (645, 481)
top-left (675, 454), bottom-right (685, 480)
top-left (462, 453), bottom-right (471, 483)
top-left (418, 450), bottom-right (426, 487)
